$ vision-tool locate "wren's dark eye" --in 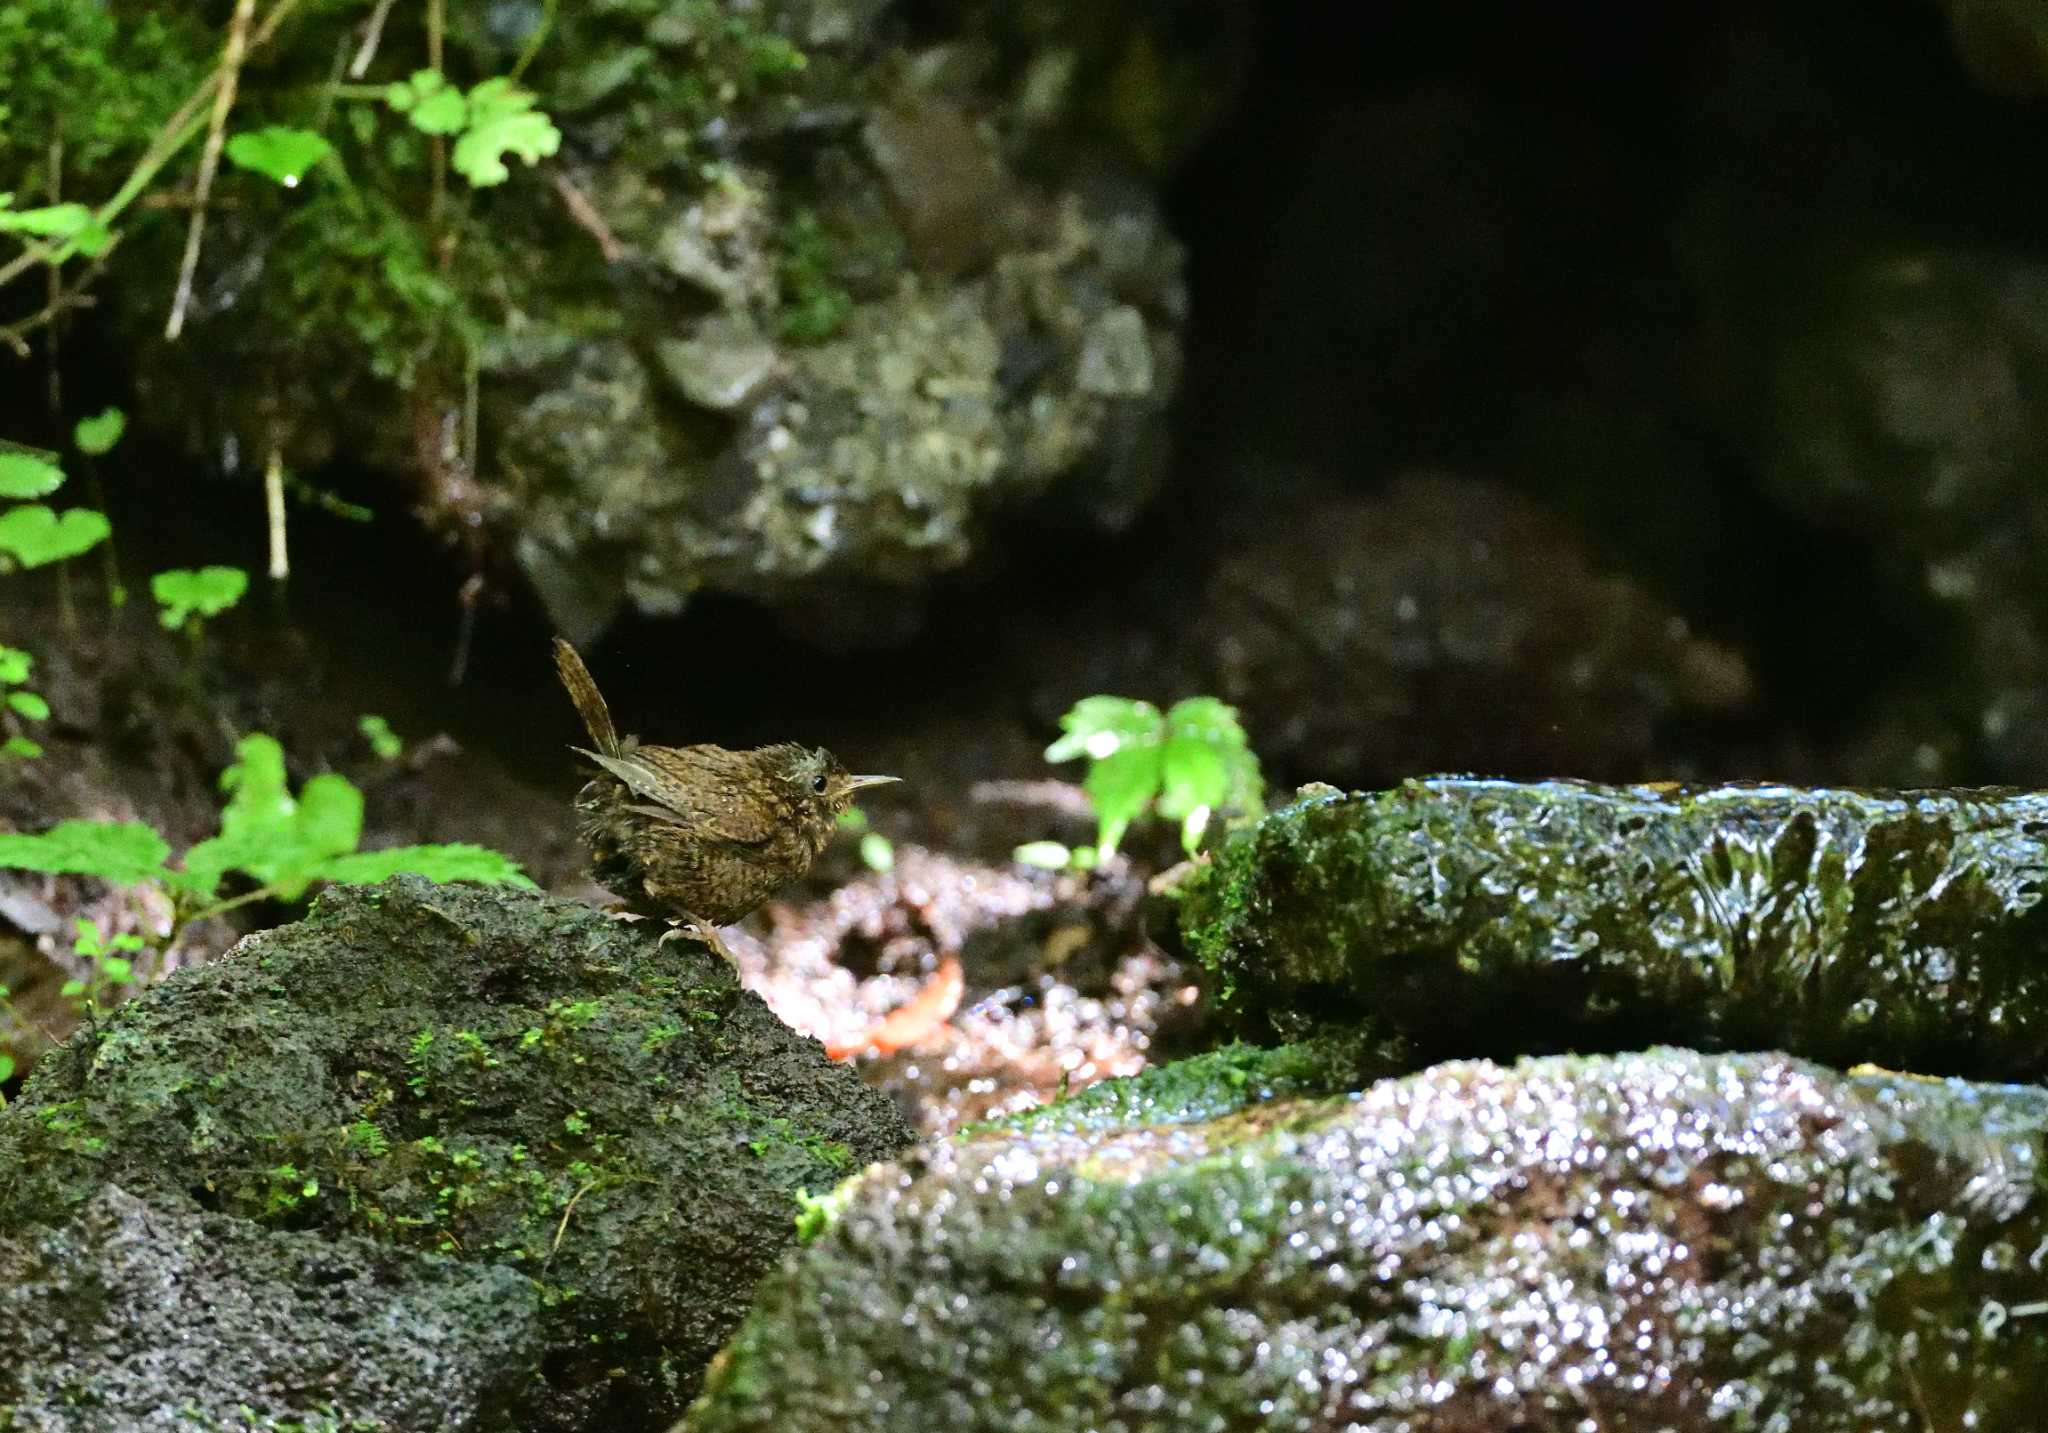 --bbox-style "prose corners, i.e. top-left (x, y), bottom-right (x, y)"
top-left (812, 774), bottom-right (829, 794)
